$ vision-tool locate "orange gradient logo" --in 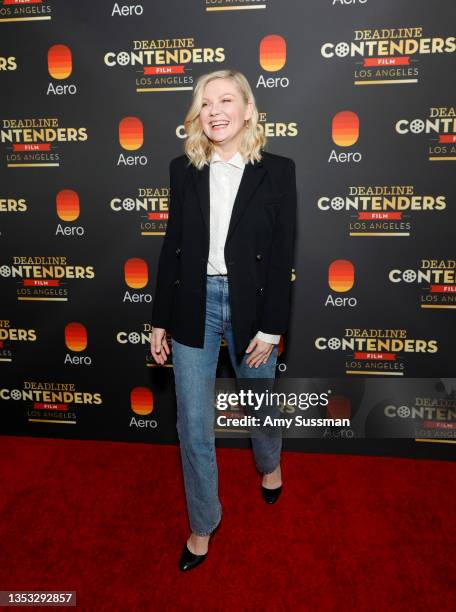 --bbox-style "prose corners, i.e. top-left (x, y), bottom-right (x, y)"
top-left (278, 335), bottom-right (284, 357)
top-left (131, 387), bottom-right (154, 415)
top-left (65, 322), bottom-right (87, 352)
top-left (332, 111), bottom-right (359, 146)
top-left (327, 395), bottom-right (351, 419)
top-left (124, 257), bottom-right (148, 289)
top-left (259, 35), bottom-right (286, 72)
top-left (56, 189), bottom-right (80, 221)
top-left (119, 117), bottom-right (143, 151)
top-left (328, 260), bottom-right (354, 292)
top-left (48, 44), bottom-right (72, 80)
